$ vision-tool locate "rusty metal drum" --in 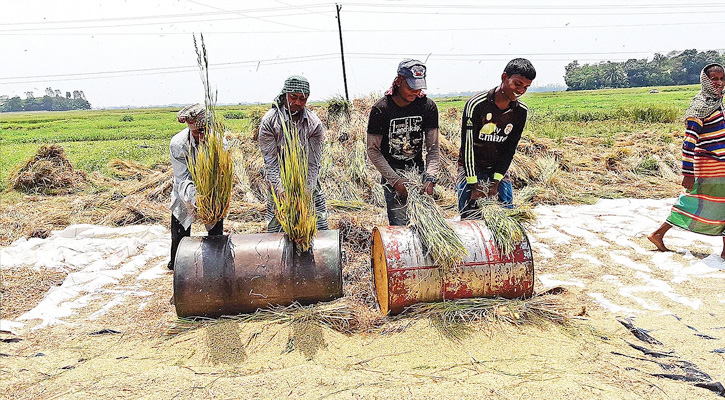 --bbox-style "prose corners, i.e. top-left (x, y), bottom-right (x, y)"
top-left (174, 230), bottom-right (342, 318)
top-left (372, 220), bottom-right (534, 315)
